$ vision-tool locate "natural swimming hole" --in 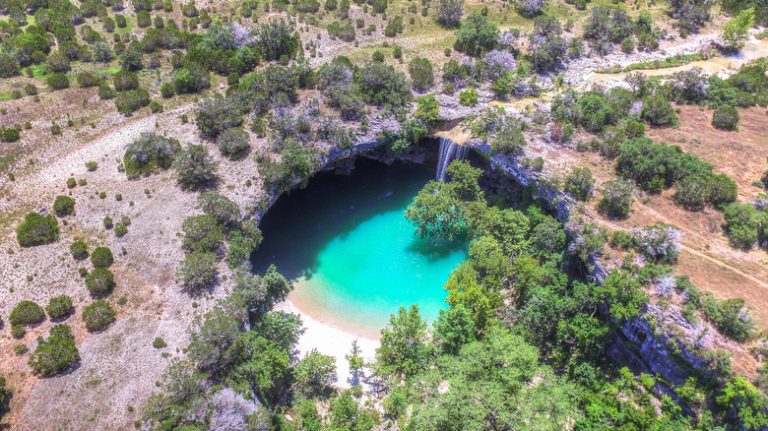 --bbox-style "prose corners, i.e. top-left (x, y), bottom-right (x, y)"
top-left (251, 156), bottom-right (467, 338)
